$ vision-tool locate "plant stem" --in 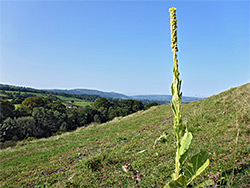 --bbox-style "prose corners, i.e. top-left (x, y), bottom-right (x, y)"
top-left (169, 7), bottom-right (183, 180)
